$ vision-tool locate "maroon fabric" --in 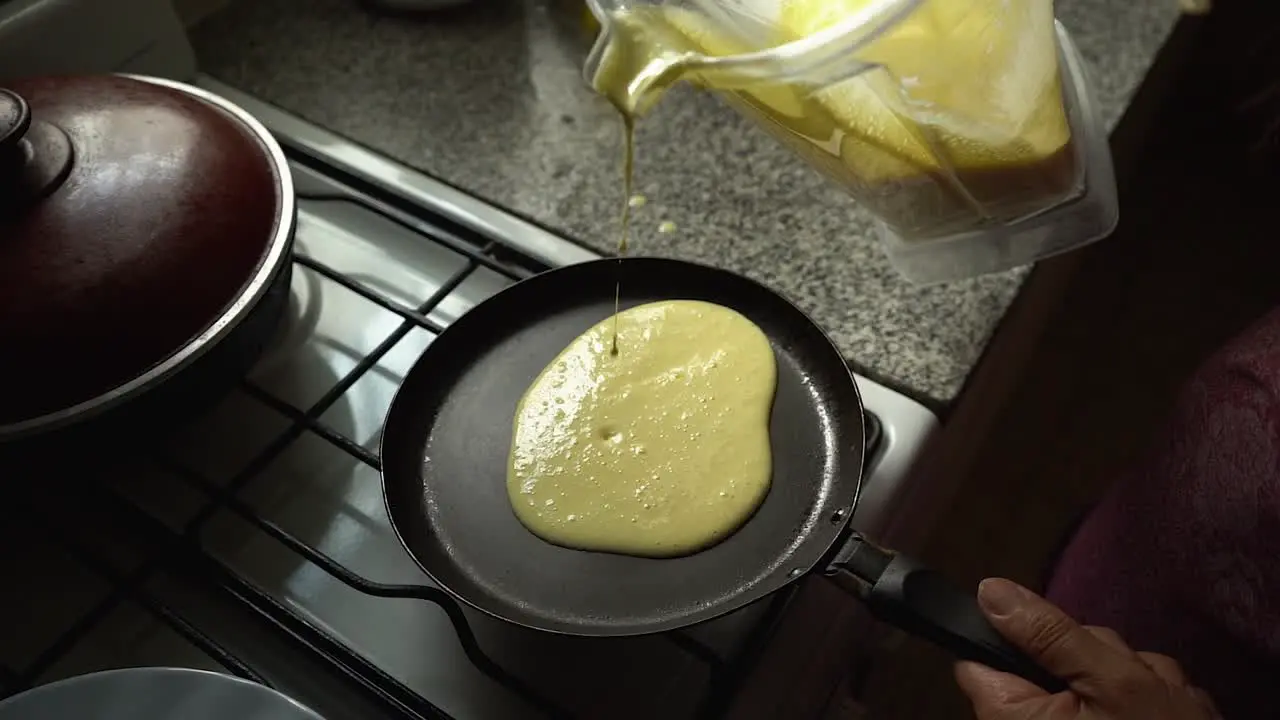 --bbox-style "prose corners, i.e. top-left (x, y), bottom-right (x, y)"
top-left (1047, 308), bottom-right (1280, 719)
